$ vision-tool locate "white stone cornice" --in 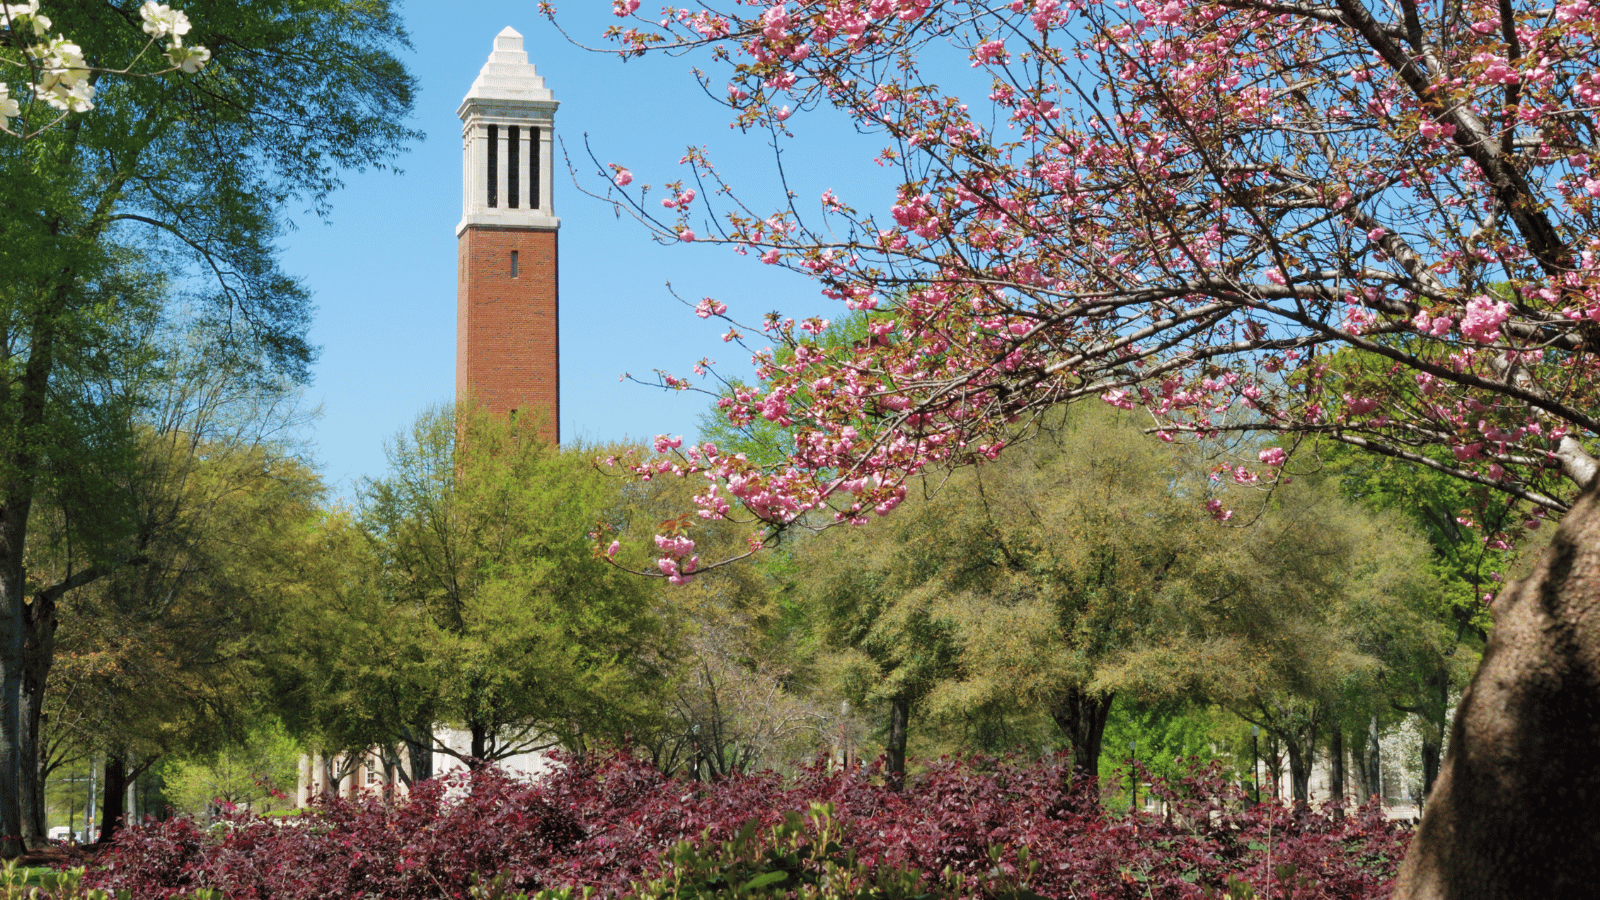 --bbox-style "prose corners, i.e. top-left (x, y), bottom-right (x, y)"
top-left (458, 27), bottom-right (558, 111)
